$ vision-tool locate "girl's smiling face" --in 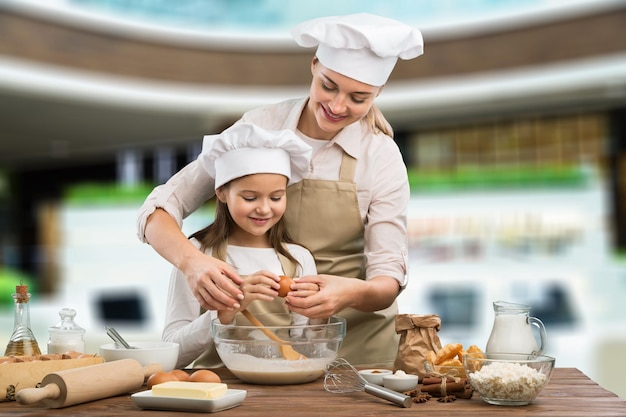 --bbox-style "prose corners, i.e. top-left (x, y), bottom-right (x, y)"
top-left (216, 173), bottom-right (288, 247)
top-left (301, 59), bottom-right (382, 140)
